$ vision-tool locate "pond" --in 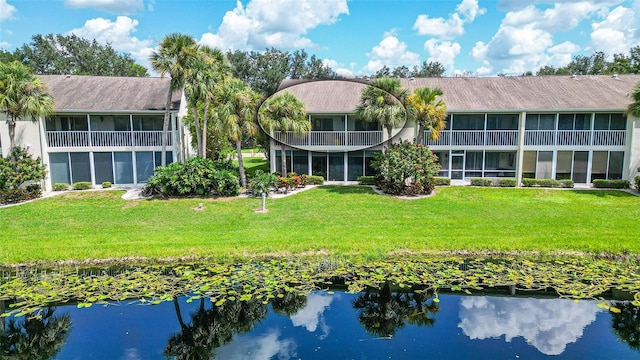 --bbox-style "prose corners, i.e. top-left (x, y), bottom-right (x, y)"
top-left (3, 289), bottom-right (639, 359)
